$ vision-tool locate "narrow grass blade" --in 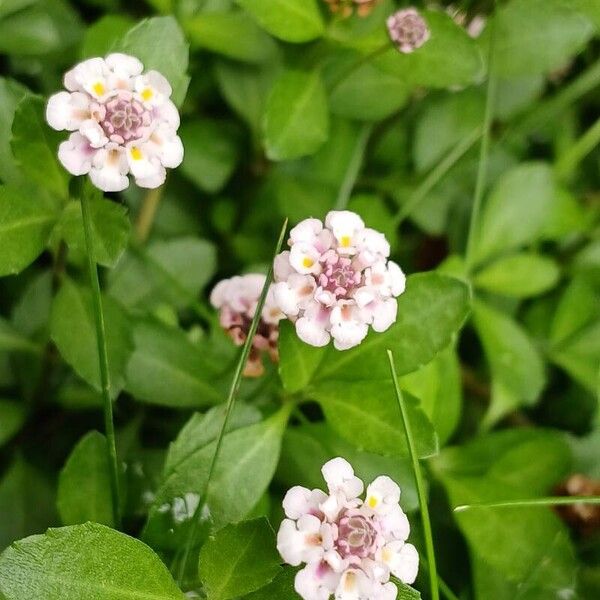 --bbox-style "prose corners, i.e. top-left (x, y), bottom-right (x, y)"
top-left (177, 218), bottom-right (288, 585)
top-left (387, 349), bottom-right (439, 600)
top-left (454, 496), bottom-right (600, 512)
